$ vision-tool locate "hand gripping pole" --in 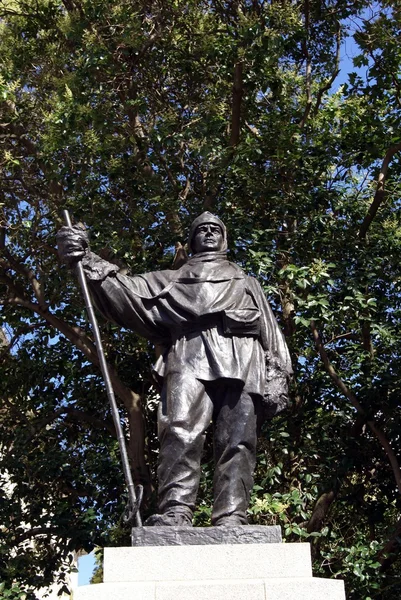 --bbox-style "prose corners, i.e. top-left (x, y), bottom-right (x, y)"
top-left (63, 210), bottom-right (142, 531)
